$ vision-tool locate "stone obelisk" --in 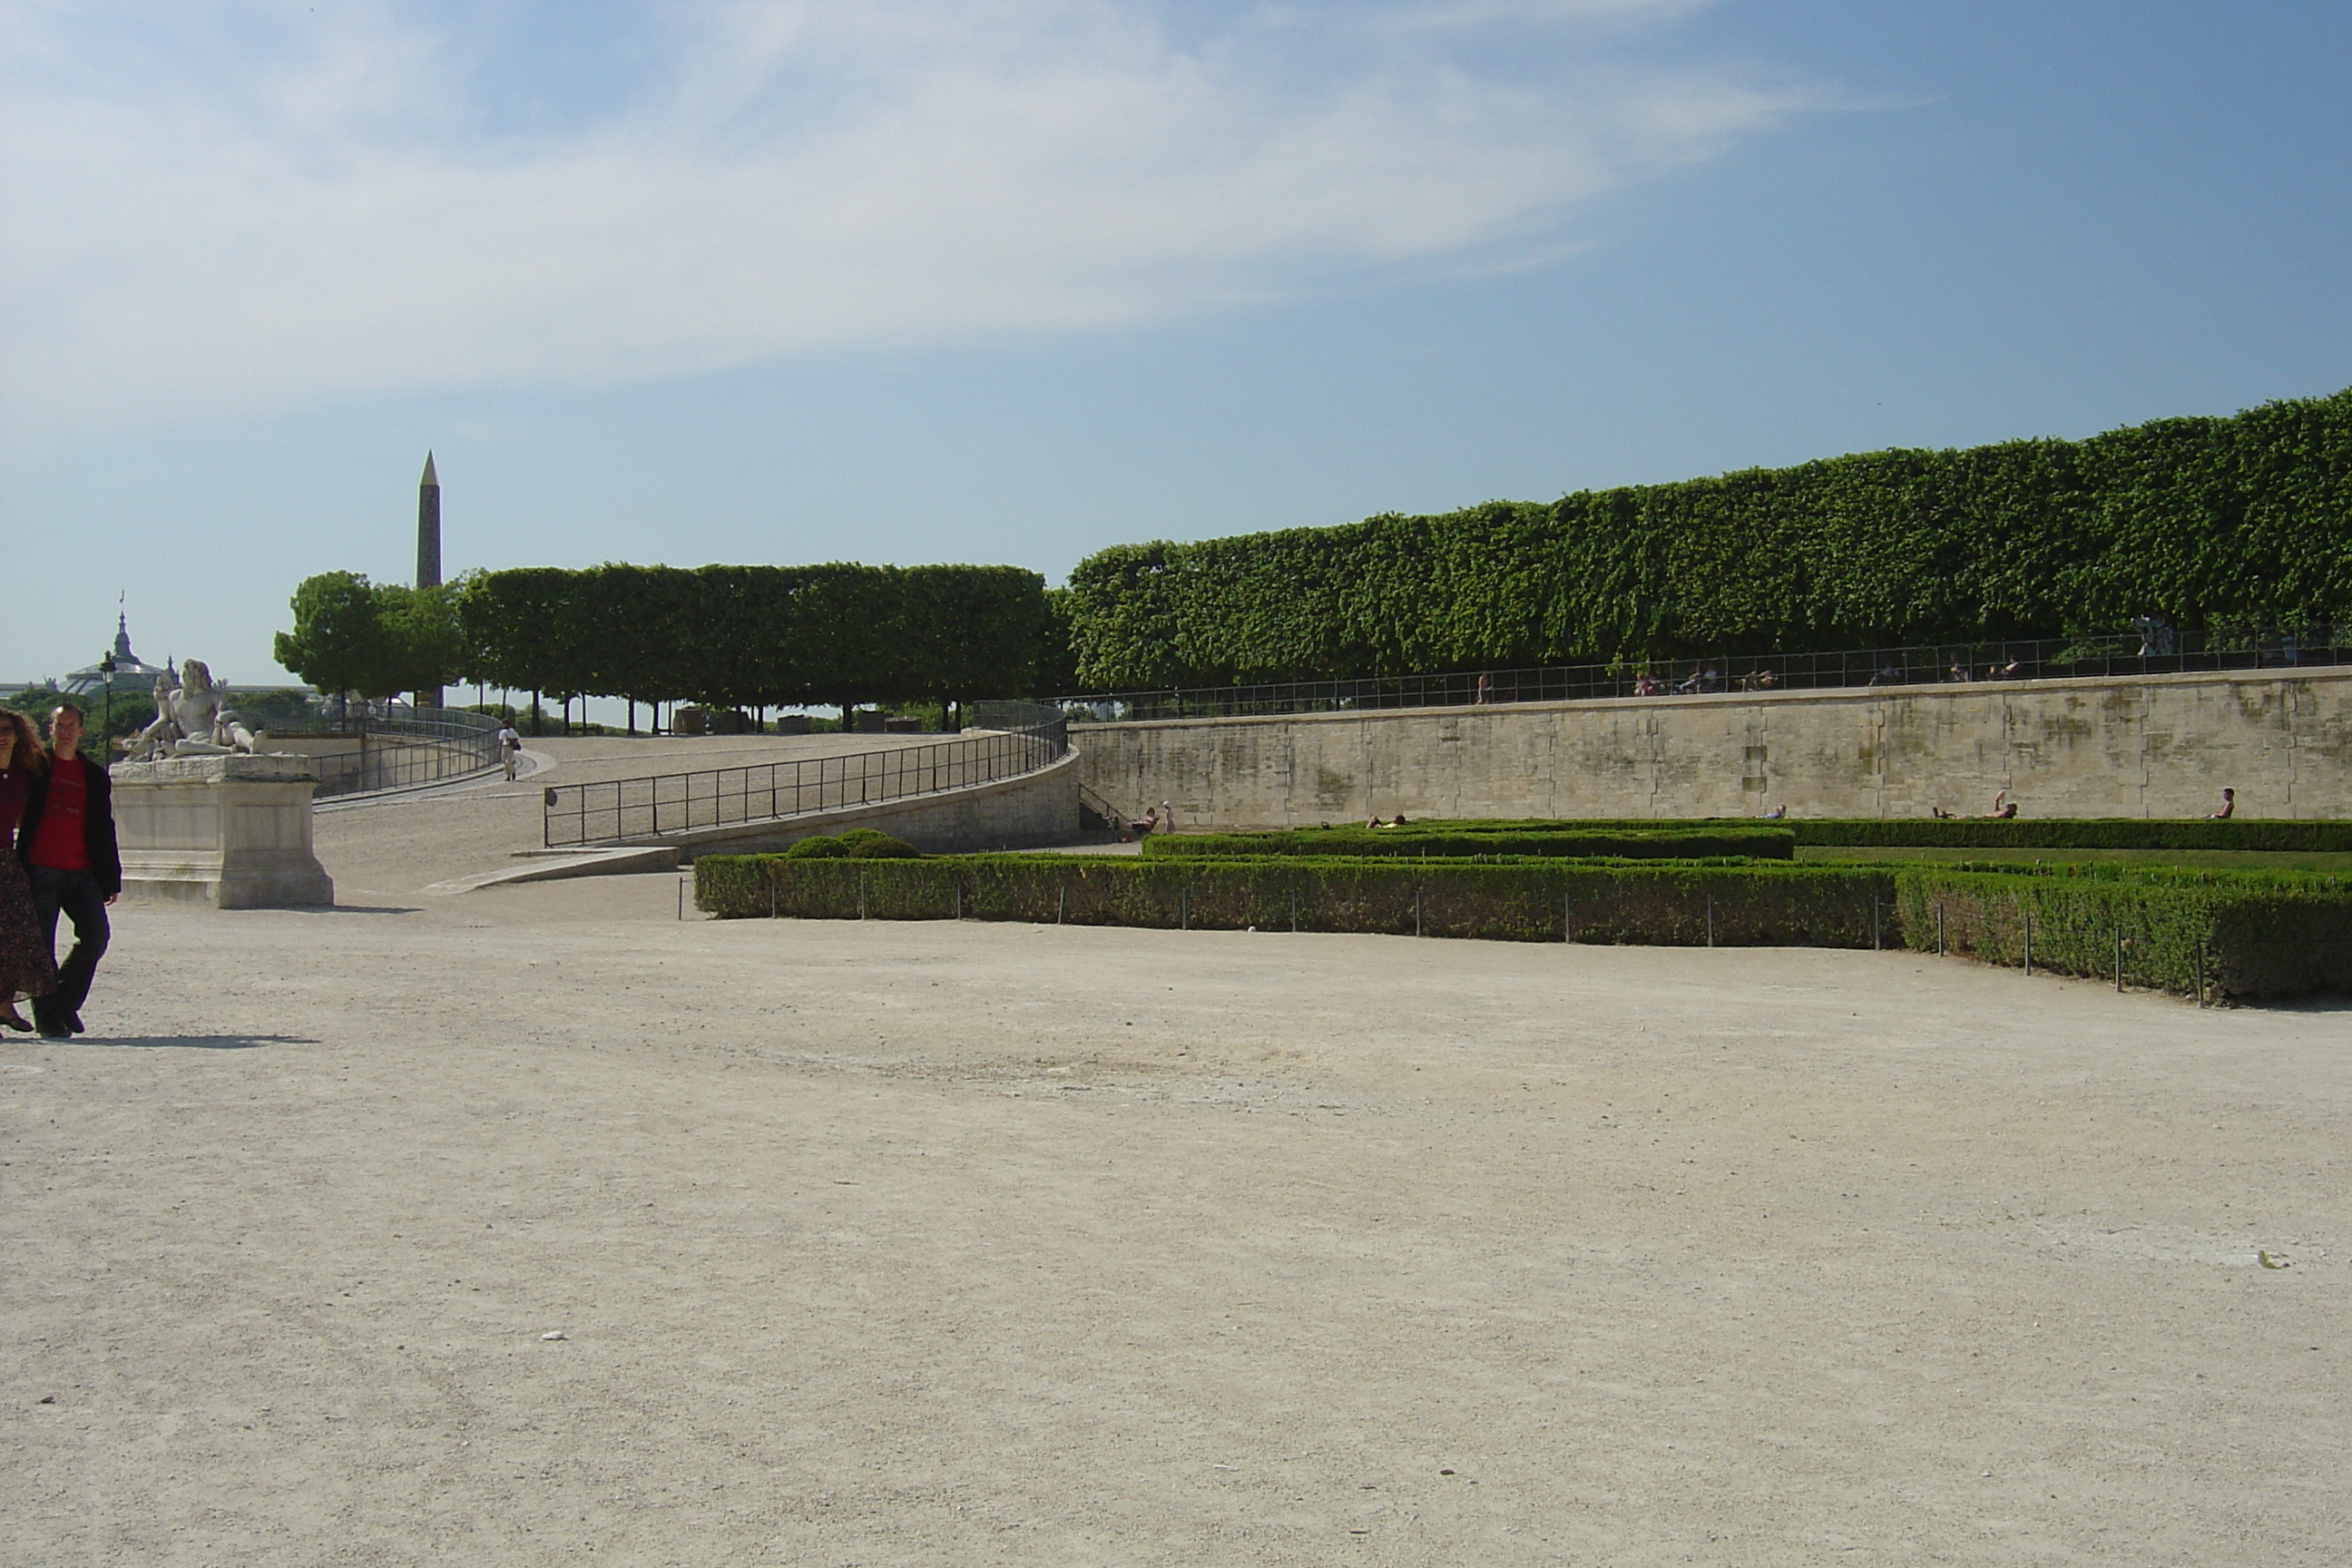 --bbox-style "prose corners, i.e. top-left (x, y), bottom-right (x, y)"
top-left (416, 452), bottom-right (443, 710)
